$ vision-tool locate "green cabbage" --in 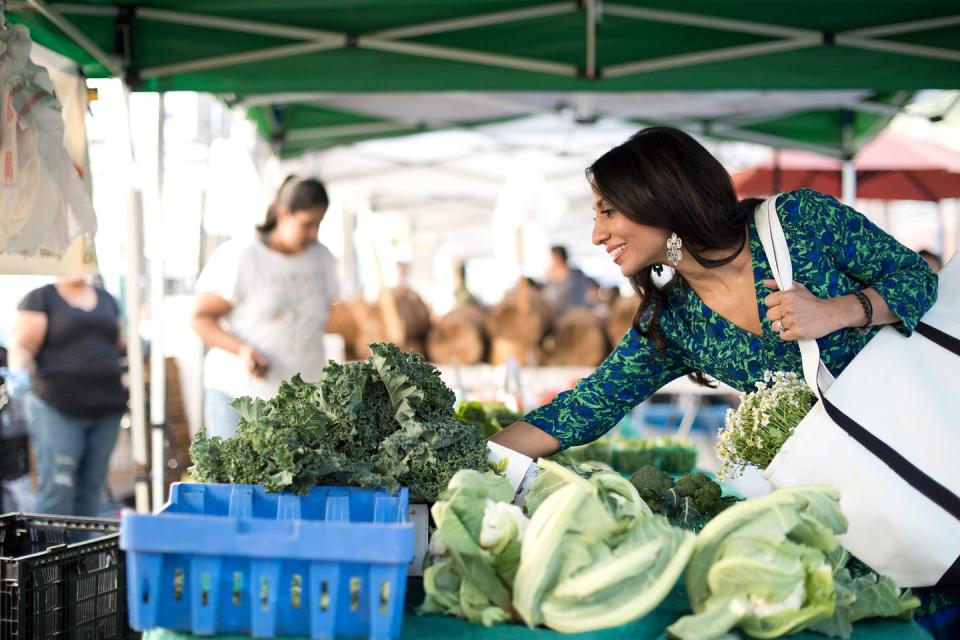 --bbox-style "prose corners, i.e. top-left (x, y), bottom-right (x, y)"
top-left (419, 470), bottom-right (527, 626)
top-left (513, 459), bottom-right (693, 633)
top-left (524, 457), bottom-right (652, 519)
top-left (668, 486), bottom-right (918, 640)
